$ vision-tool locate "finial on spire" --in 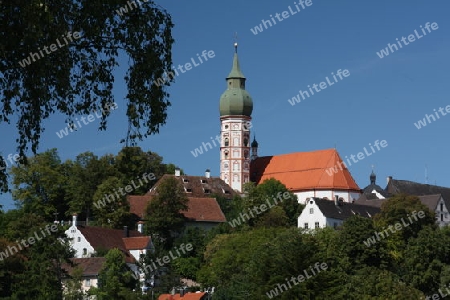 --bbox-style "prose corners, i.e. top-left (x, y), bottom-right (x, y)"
top-left (234, 32), bottom-right (238, 53)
